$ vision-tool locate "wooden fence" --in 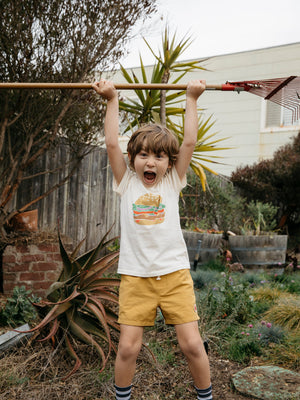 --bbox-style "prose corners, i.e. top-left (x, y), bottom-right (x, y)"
top-left (14, 143), bottom-right (120, 251)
